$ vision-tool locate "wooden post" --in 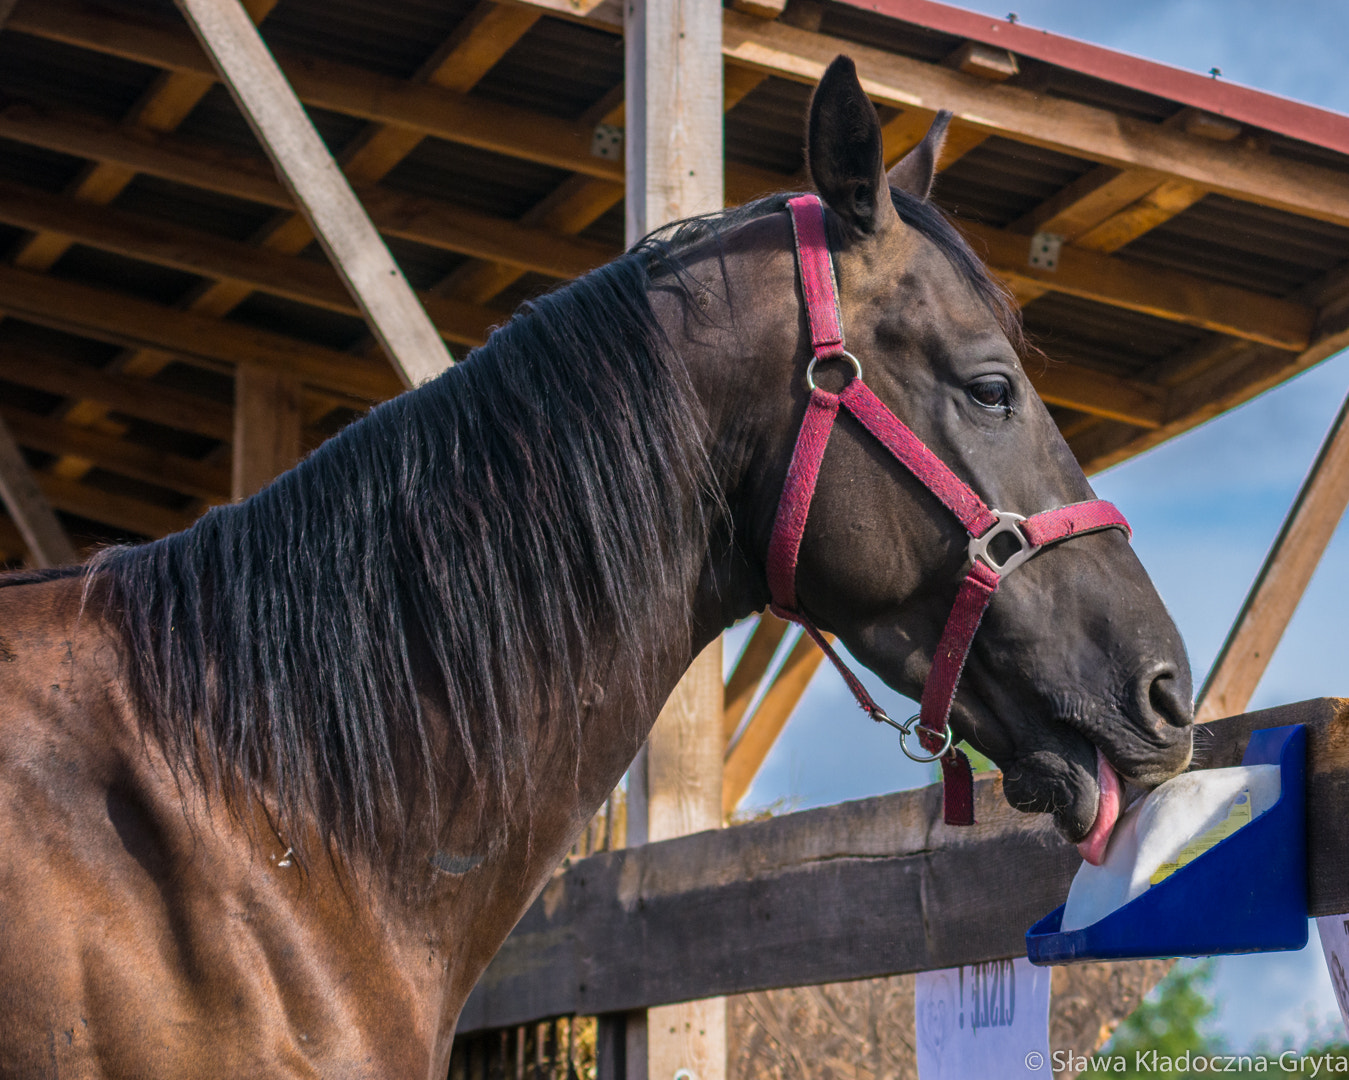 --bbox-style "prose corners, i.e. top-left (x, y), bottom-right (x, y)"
top-left (232, 364), bottom-right (302, 500)
top-left (622, 1), bottom-right (724, 1075)
top-left (0, 414), bottom-right (77, 567)
top-left (1197, 389), bottom-right (1349, 723)
top-left (624, 0), bottom-right (725, 241)
top-left (174, 0), bottom-right (454, 388)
